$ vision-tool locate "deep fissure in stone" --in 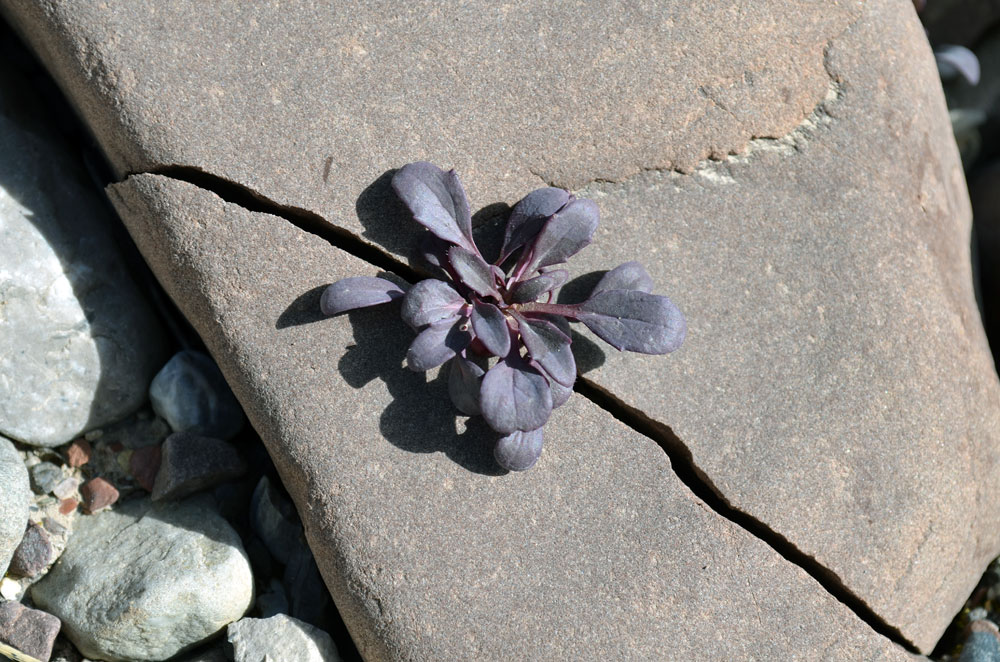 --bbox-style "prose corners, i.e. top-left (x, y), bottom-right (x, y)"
top-left (132, 166), bottom-right (921, 654)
